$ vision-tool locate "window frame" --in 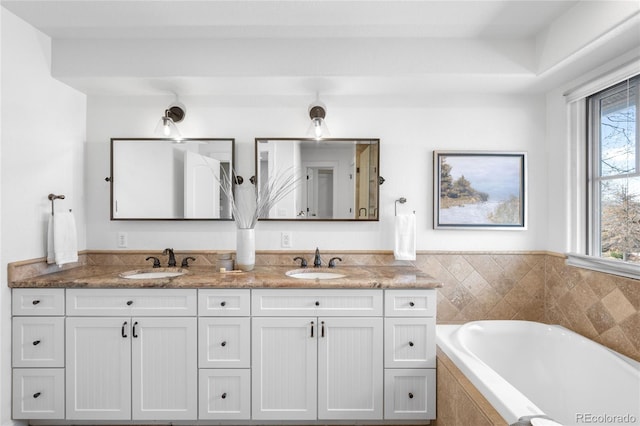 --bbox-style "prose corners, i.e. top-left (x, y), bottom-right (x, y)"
top-left (586, 75), bottom-right (640, 267)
